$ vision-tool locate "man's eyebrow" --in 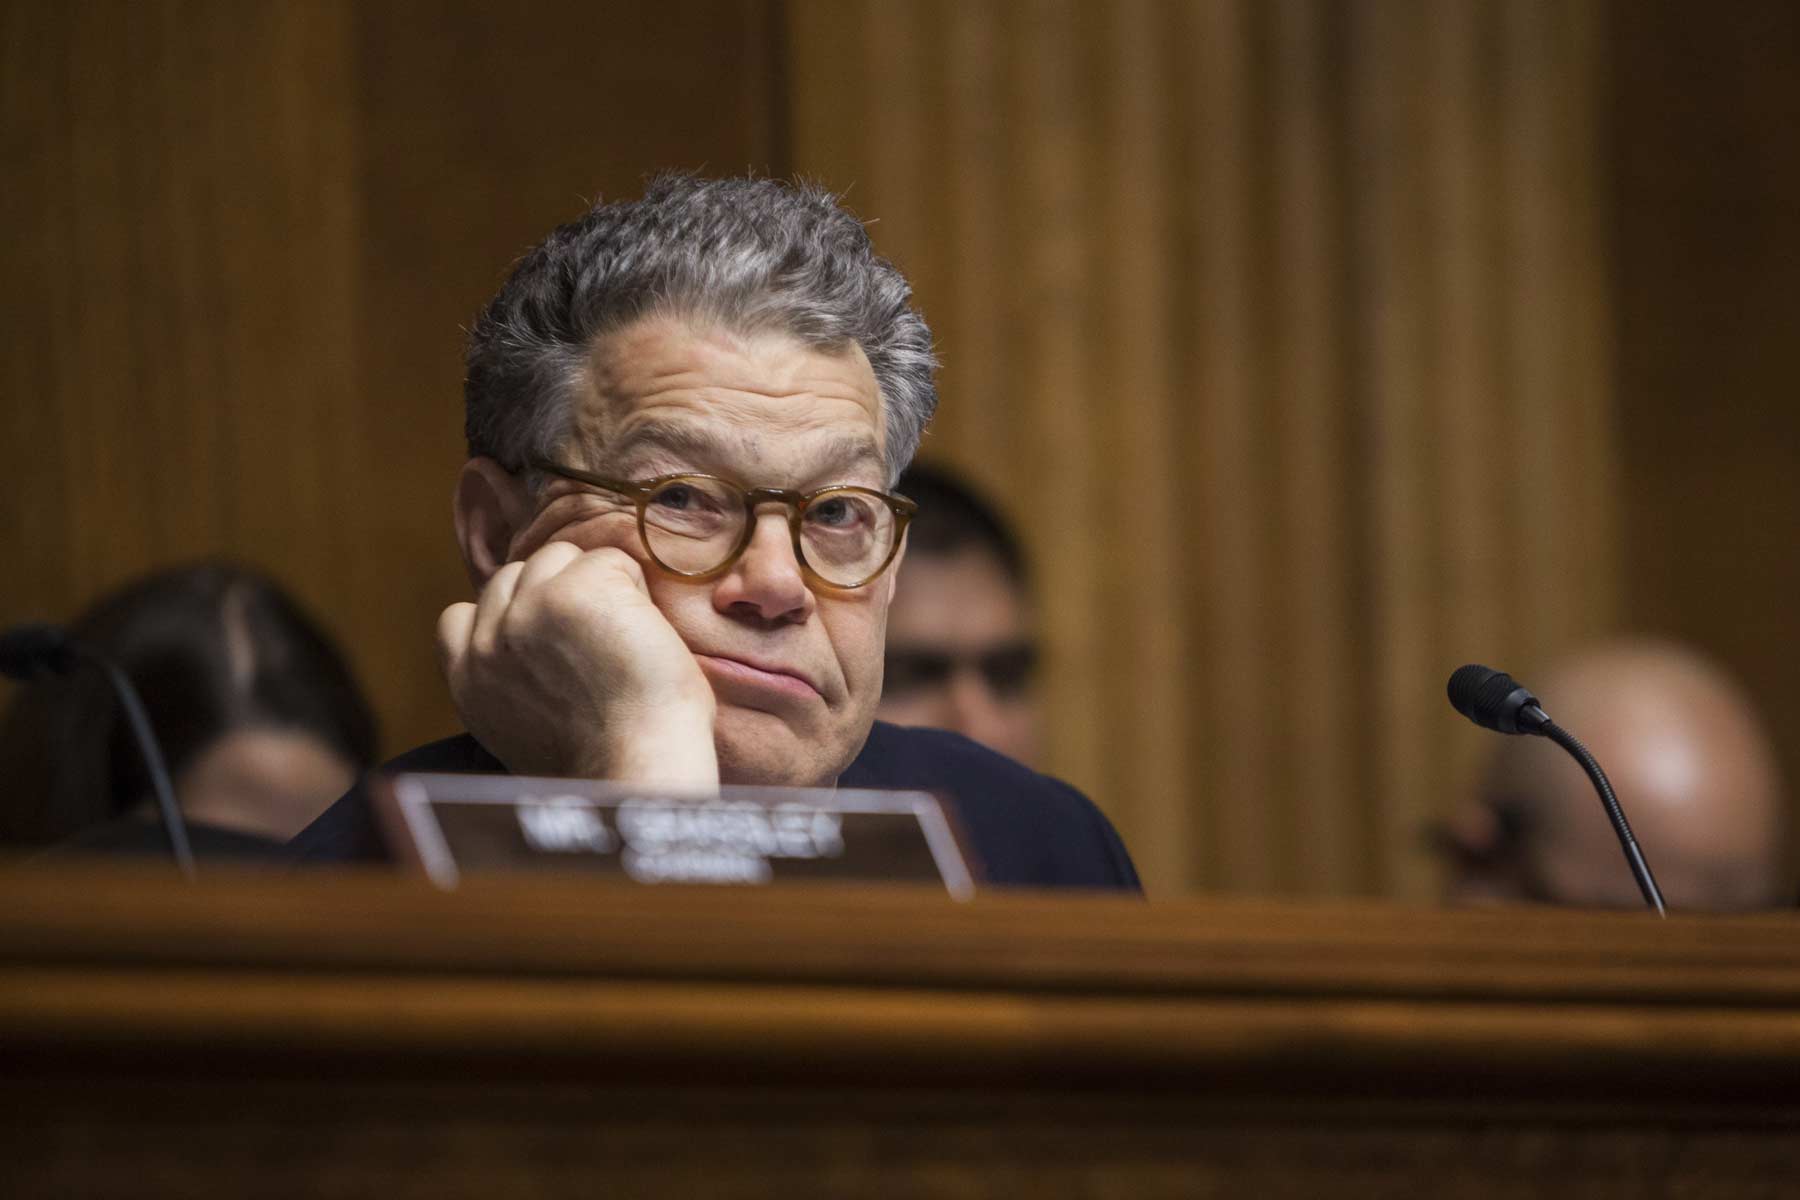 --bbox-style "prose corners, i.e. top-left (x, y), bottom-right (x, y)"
top-left (602, 421), bottom-right (887, 481)
top-left (602, 421), bottom-right (730, 468)
top-left (802, 435), bottom-right (887, 481)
